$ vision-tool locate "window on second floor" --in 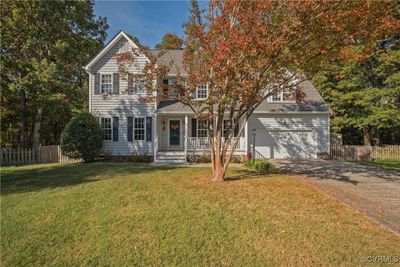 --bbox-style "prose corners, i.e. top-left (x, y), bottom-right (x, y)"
top-left (268, 89), bottom-right (295, 103)
top-left (133, 80), bottom-right (146, 94)
top-left (119, 42), bottom-right (128, 53)
top-left (196, 85), bottom-right (208, 99)
top-left (197, 119), bottom-right (208, 137)
top-left (101, 74), bottom-right (113, 93)
top-left (100, 117), bottom-right (112, 140)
